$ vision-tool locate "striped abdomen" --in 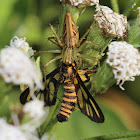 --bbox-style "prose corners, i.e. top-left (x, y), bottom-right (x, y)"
top-left (57, 64), bottom-right (77, 122)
